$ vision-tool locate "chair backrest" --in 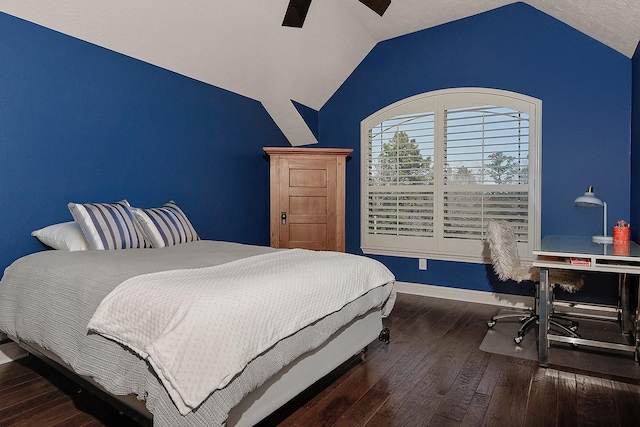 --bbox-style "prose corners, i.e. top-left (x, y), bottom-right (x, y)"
top-left (486, 220), bottom-right (532, 282)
